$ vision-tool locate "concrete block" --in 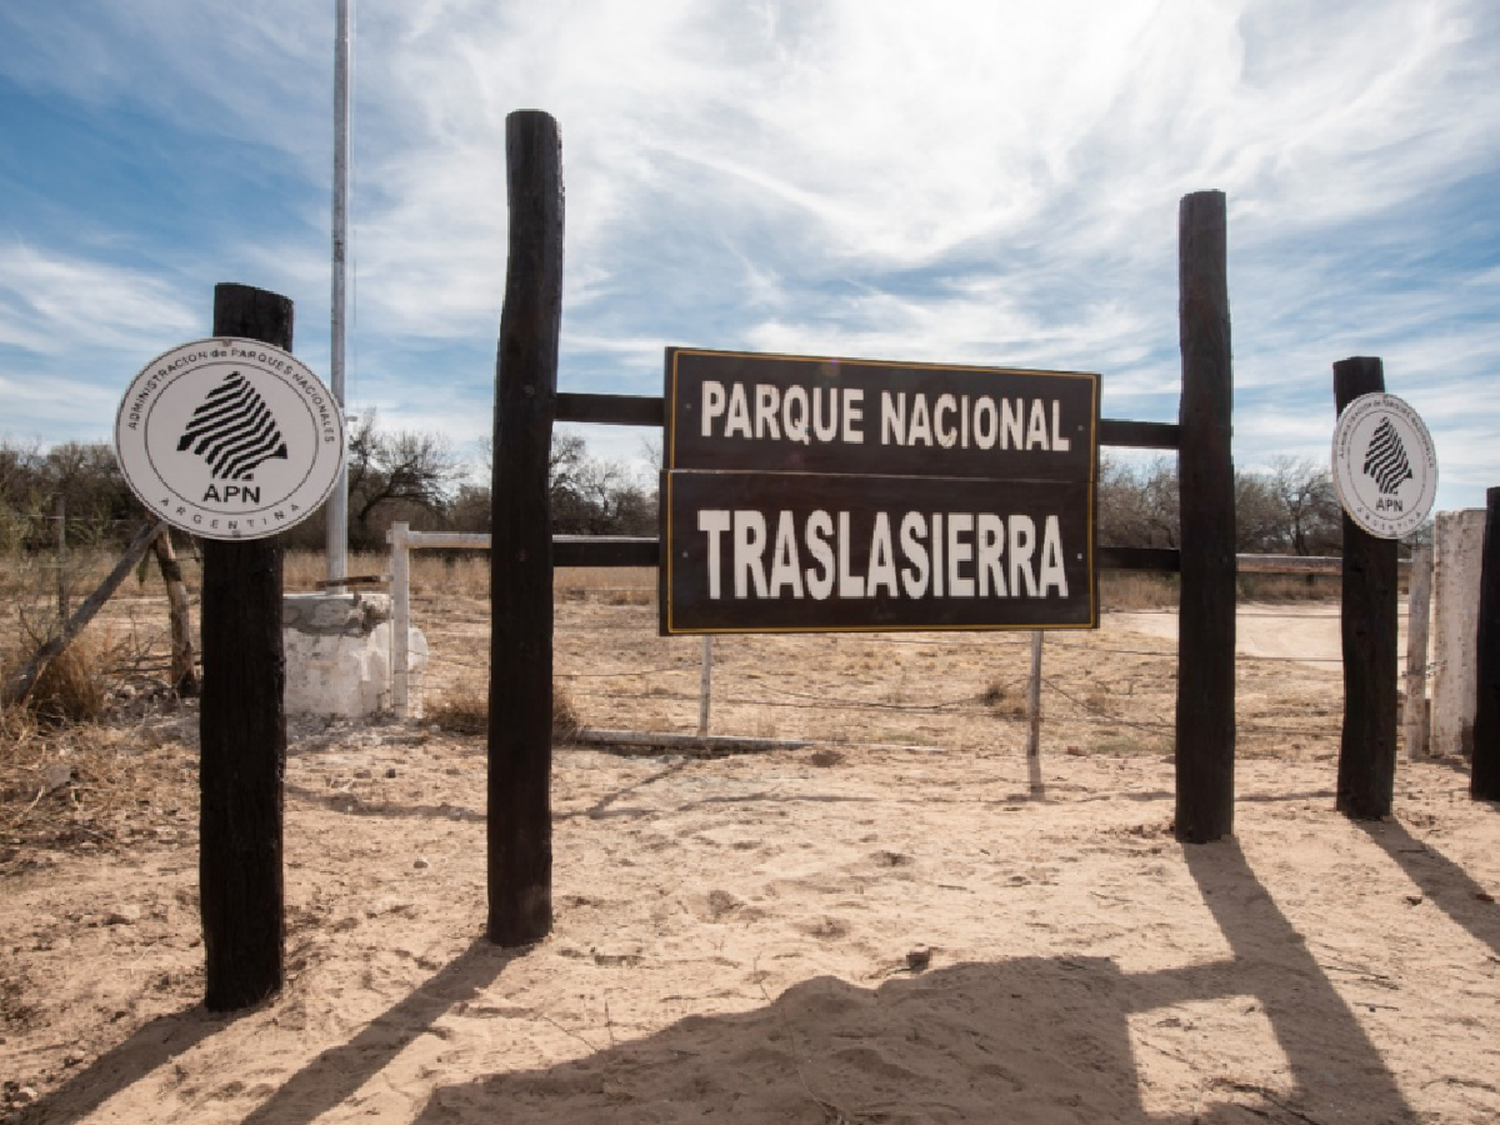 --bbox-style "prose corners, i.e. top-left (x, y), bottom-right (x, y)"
top-left (283, 592), bottom-right (427, 719)
top-left (1431, 510), bottom-right (1484, 758)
